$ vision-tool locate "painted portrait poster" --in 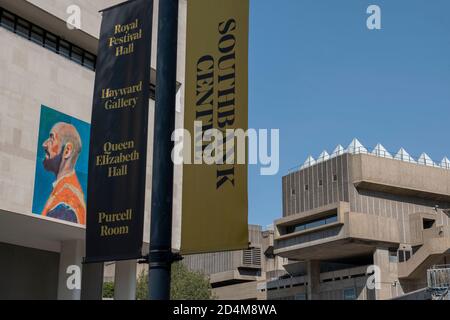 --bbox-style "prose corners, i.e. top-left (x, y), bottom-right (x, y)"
top-left (32, 105), bottom-right (90, 225)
